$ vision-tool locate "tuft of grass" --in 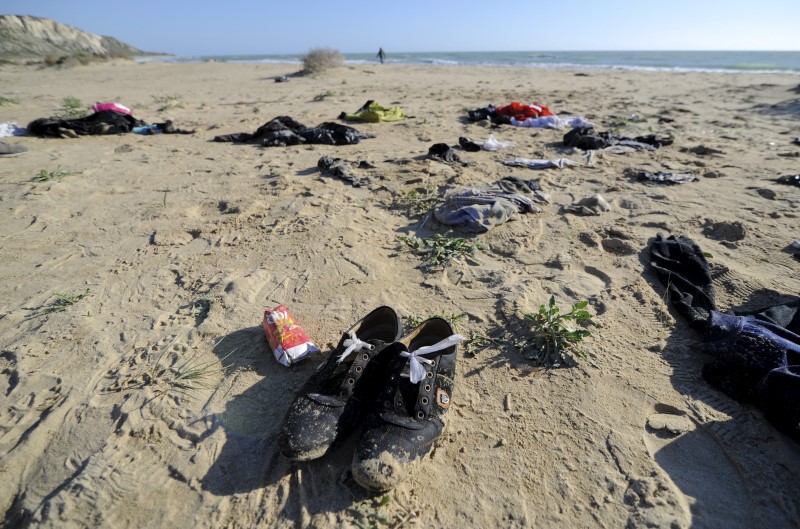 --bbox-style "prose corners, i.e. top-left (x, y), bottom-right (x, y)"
top-left (57, 96), bottom-right (88, 118)
top-left (398, 233), bottom-right (485, 270)
top-left (45, 288), bottom-right (91, 314)
top-left (301, 47), bottom-right (344, 74)
top-left (521, 296), bottom-right (593, 367)
top-left (394, 187), bottom-right (441, 216)
top-left (352, 494), bottom-right (392, 529)
top-left (33, 166), bottom-right (79, 183)
top-left (461, 329), bottom-right (505, 358)
top-left (0, 96), bottom-right (18, 106)
top-left (405, 311), bottom-right (467, 330)
top-left (104, 335), bottom-right (233, 398)
top-left (312, 90), bottom-right (335, 102)
top-left (153, 94), bottom-right (183, 112)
